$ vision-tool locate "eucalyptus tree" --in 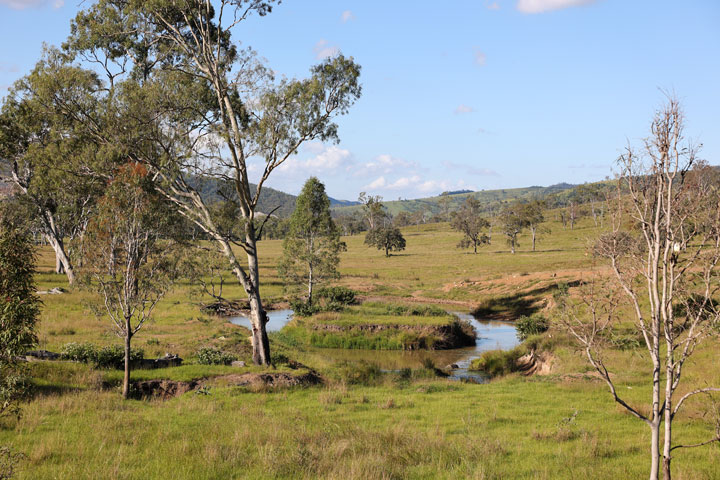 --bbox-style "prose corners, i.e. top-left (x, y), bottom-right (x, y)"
top-left (499, 203), bottom-right (530, 254)
top-left (0, 52), bottom-right (109, 284)
top-left (517, 200), bottom-right (547, 251)
top-left (82, 163), bottom-right (182, 399)
top-left (450, 196), bottom-right (489, 254)
top-left (65, 0), bottom-right (362, 365)
top-left (278, 177), bottom-right (346, 305)
top-left (358, 192), bottom-right (388, 229)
